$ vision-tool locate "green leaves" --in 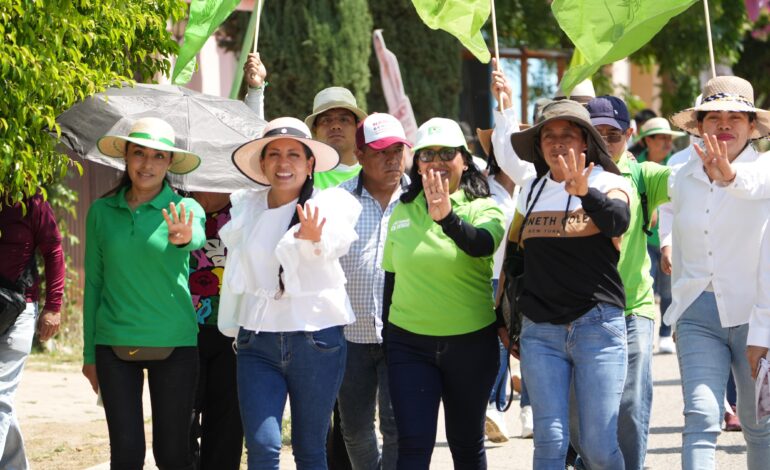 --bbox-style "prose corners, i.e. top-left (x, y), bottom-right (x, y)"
top-left (0, 0), bottom-right (185, 204)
